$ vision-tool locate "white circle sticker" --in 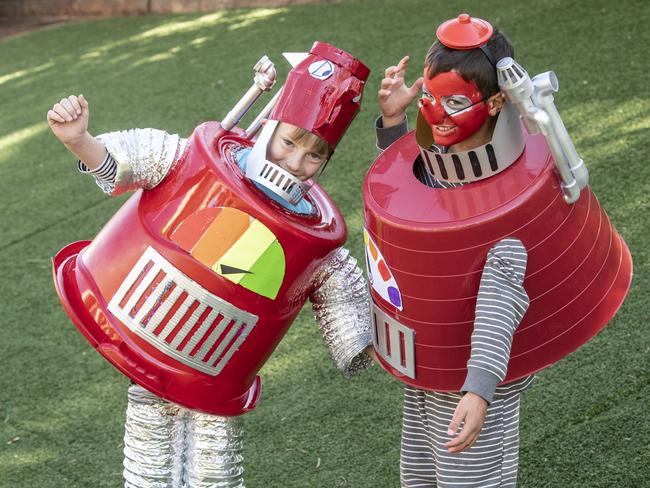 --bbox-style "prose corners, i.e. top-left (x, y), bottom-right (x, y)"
top-left (308, 60), bottom-right (334, 80)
